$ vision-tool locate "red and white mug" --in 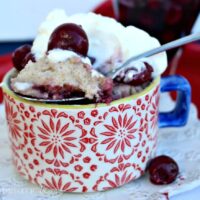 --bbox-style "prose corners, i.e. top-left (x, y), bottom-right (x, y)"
top-left (2, 69), bottom-right (190, 192)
